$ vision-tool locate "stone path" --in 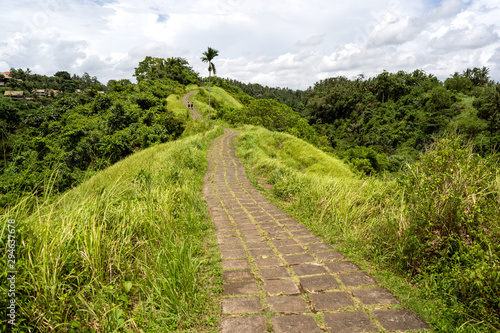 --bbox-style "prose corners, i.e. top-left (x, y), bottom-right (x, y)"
top-left (184, 93), bottom-right (432, 332)
top-left (182, 91), bottom-right (206, 123)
